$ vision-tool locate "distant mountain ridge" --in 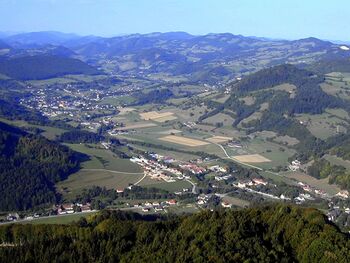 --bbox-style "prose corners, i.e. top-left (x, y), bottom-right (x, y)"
top-left (1, 31), bottom-right (350, 83)
top-left (3, 31), bottom-right (80, 47)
